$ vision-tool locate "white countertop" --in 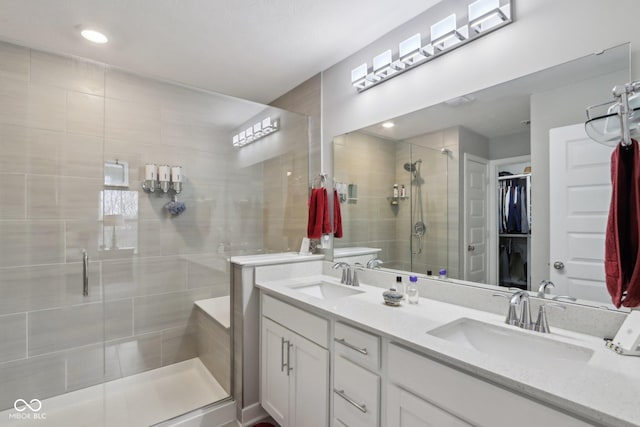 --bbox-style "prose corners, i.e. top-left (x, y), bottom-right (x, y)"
top-left (230, 252), bottom-right (324, 266)
top-left (255, 274), bottom-right (640, 427)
